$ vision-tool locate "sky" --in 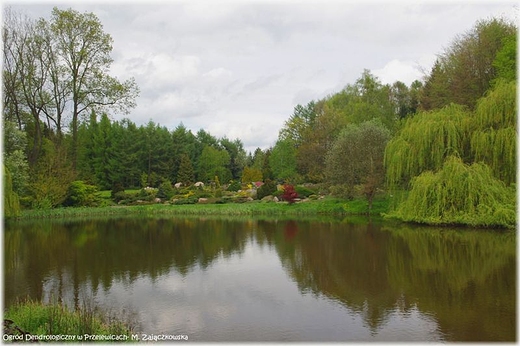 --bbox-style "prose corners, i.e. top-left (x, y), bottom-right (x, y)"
top-left (7, 0), bottom-right (518, 153)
